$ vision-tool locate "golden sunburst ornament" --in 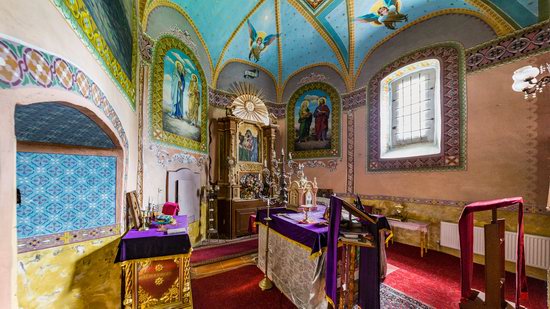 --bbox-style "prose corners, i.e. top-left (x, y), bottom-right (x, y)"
top-left (229, 82), bottom-right (270, 125)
